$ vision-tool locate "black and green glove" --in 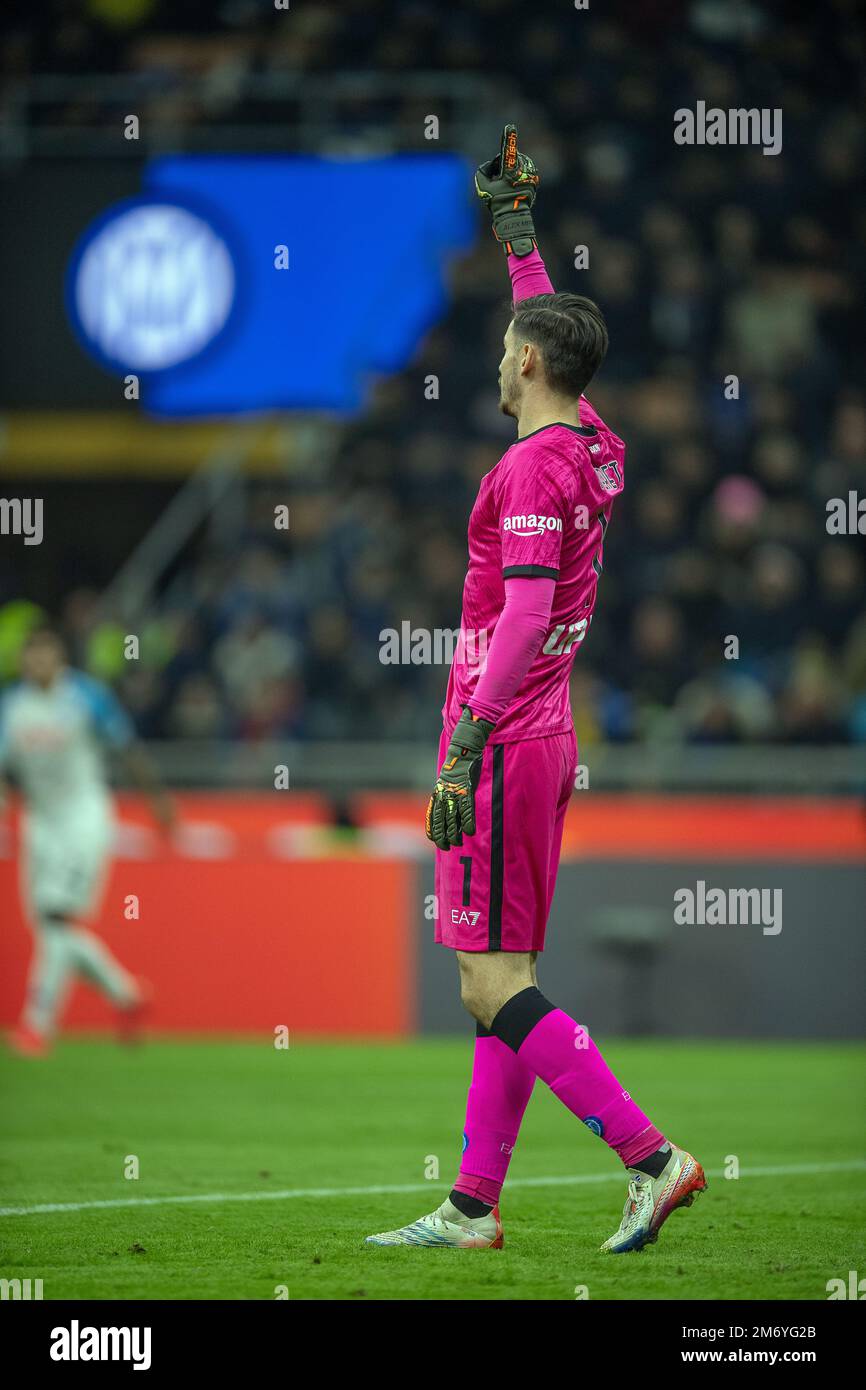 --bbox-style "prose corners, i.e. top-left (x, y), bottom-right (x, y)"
top-left (474, 123), bottom-right (540, 257)
top-left (426, 706), bottom-right (495, 850)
